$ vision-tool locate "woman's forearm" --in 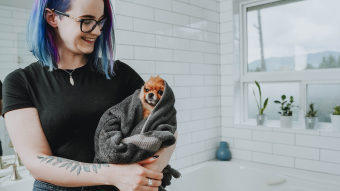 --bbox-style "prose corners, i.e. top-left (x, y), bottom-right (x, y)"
top-left (29, 154), bottom-right (113, 187)
top-left (4, 108), bottom-right (114, 187)
top-left (142, 130), bottom-right (178, 172)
